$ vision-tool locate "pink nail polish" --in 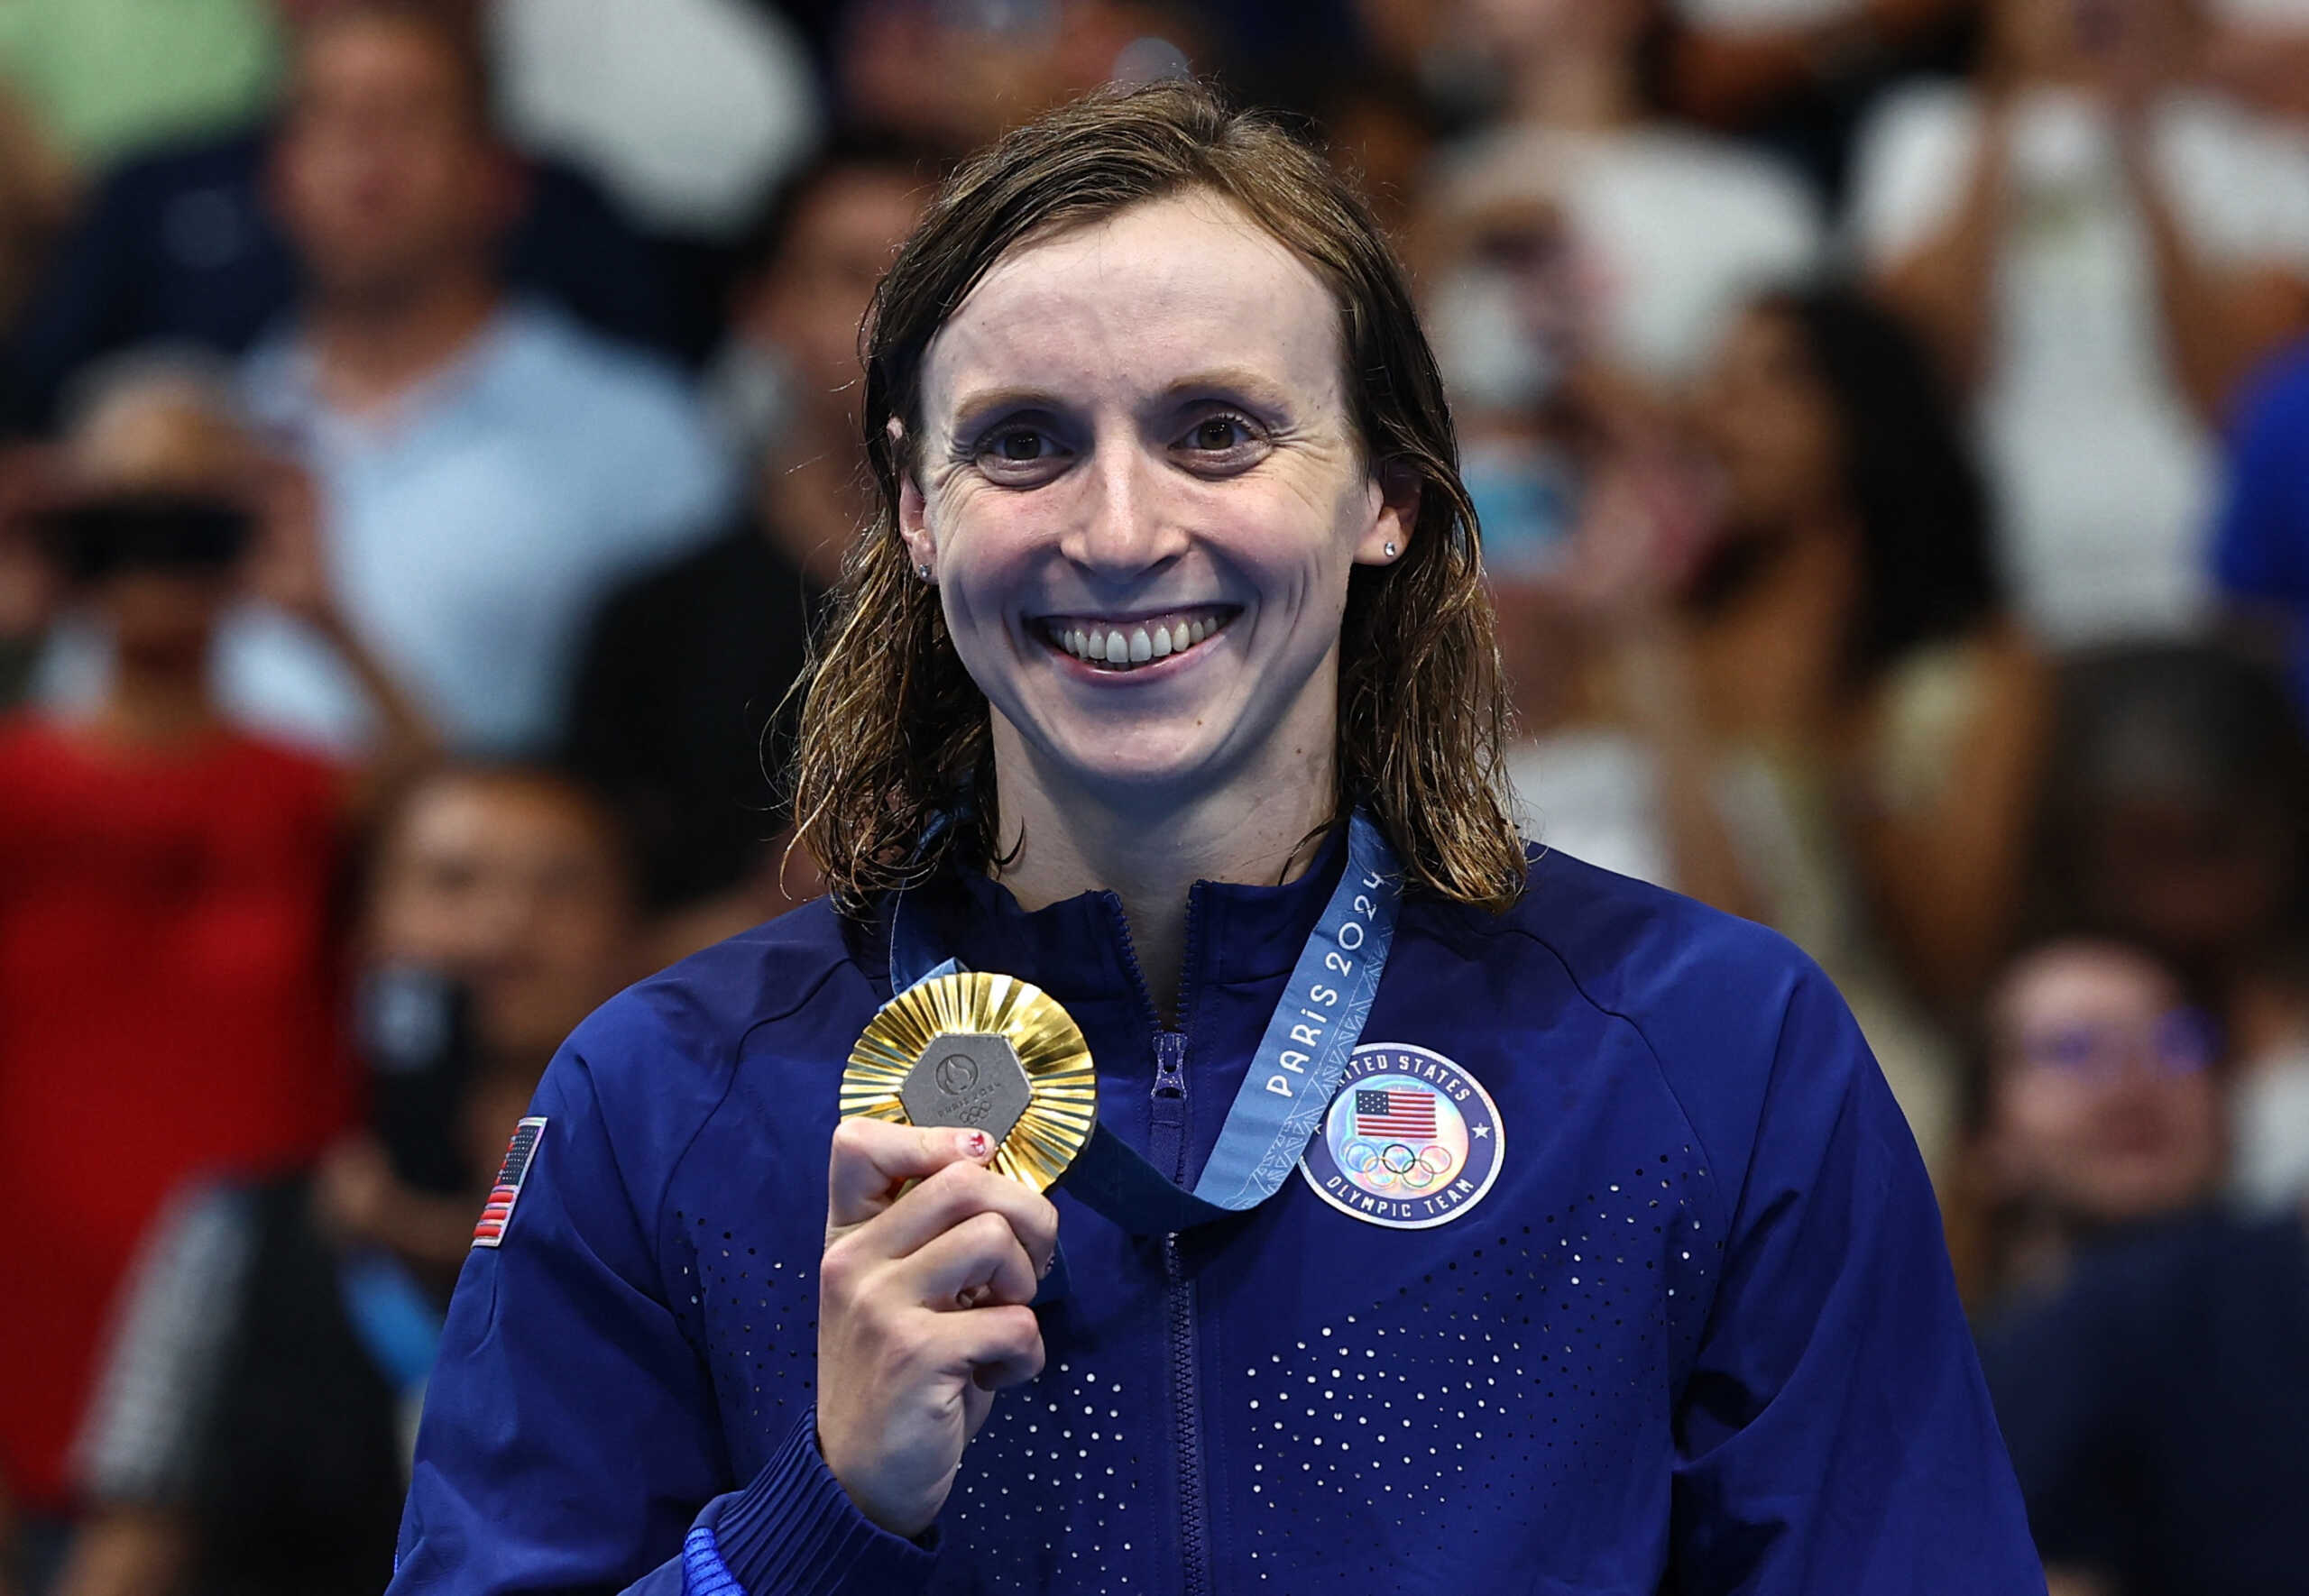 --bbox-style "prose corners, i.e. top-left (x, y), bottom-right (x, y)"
top-left (961, 1131), bottom-right (991, 1159)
